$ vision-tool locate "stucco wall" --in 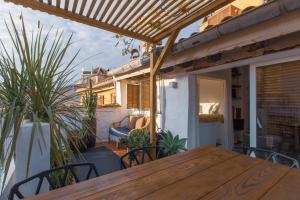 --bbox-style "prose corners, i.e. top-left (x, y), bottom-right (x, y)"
top-left (158, 75), bottom-right (199, 149)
